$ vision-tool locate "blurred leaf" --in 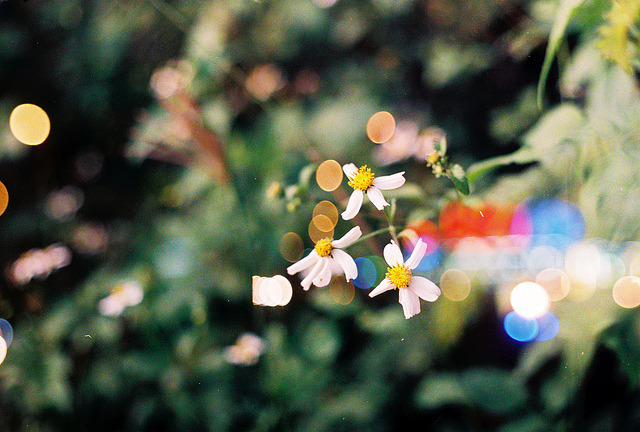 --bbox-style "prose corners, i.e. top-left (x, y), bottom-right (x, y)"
top-left (521, 103), bottom-right (585, 151)
top-left (602, 313), bottom-right (640, 386)
top-left (431, 291), bottom-right (481, 348)
top-left (424, 41), bottom-right (494, 87)
top-left (466, 147), bottom-right (537, 186)
top-left (447, 171), bottom-right (470, 195)
top-left (299, 319), bottom-right (341, 363)
top-left (417, 367), bottom-right (528, 416)
top-left (490, 87), bottom-right (540, 143)
top-left (415, 373), bottom-right (467, 409)
top-left (461, 368), bottom-right (528, 415)
top-left (497, 414), bottom-right (549, 432)
top-left (538, 0), bottom-right (588, 107)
